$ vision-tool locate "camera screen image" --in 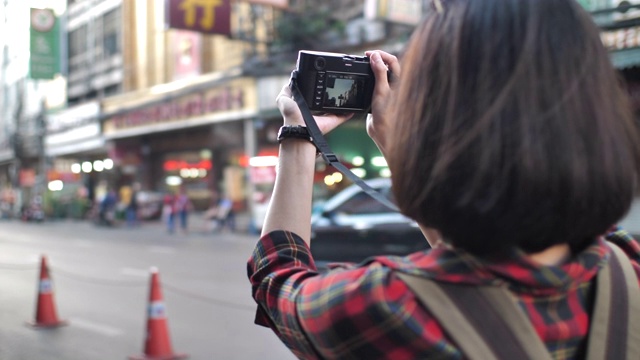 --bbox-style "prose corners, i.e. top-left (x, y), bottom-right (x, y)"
top-left (323, 73), bottom-right (368, 110)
